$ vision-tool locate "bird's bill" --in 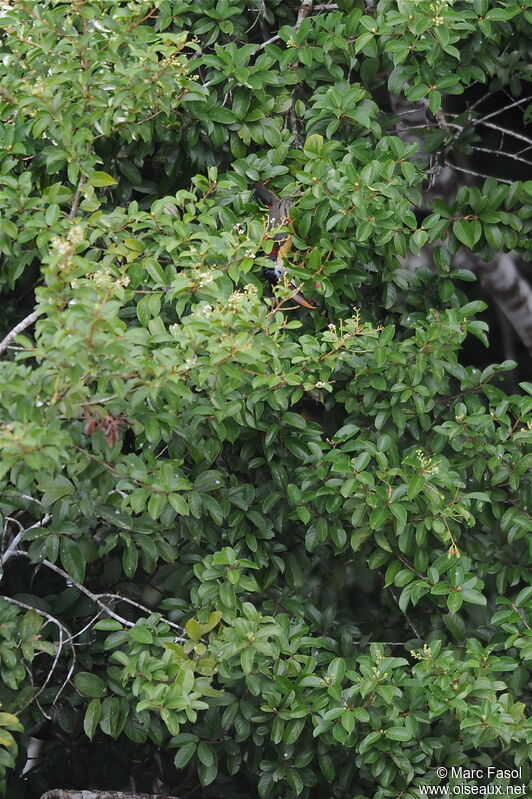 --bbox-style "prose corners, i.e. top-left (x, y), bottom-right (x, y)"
top-left (288, 282), bottom-right (317, 309)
